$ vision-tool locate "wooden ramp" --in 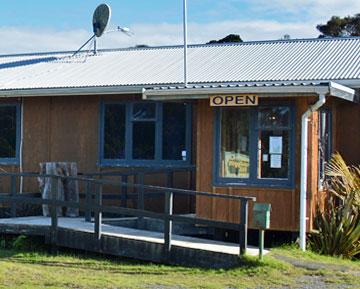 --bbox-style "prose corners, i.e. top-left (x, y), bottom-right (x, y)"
top-left (0, 216), bottom-right (265, 268)
top-left (0, 172), bottom-right (260, 268)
